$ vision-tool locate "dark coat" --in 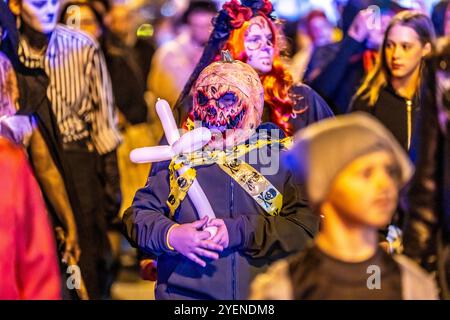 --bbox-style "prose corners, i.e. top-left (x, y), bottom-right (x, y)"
top-left (176, 84), bottom-right (334, 134)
